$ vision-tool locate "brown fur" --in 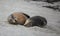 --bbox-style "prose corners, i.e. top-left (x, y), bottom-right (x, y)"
top-left (8, 12), bottom-right (30, 25)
